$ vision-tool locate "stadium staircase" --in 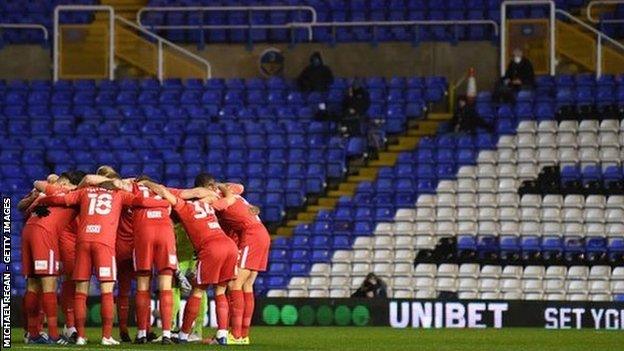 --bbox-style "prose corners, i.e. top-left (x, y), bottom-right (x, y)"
top-left (556, 19), bottom-right (624, 75)
top-left (58, 5), bottom-right (209, 80)
top-left (276, 112), bottom-right (452, 236)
